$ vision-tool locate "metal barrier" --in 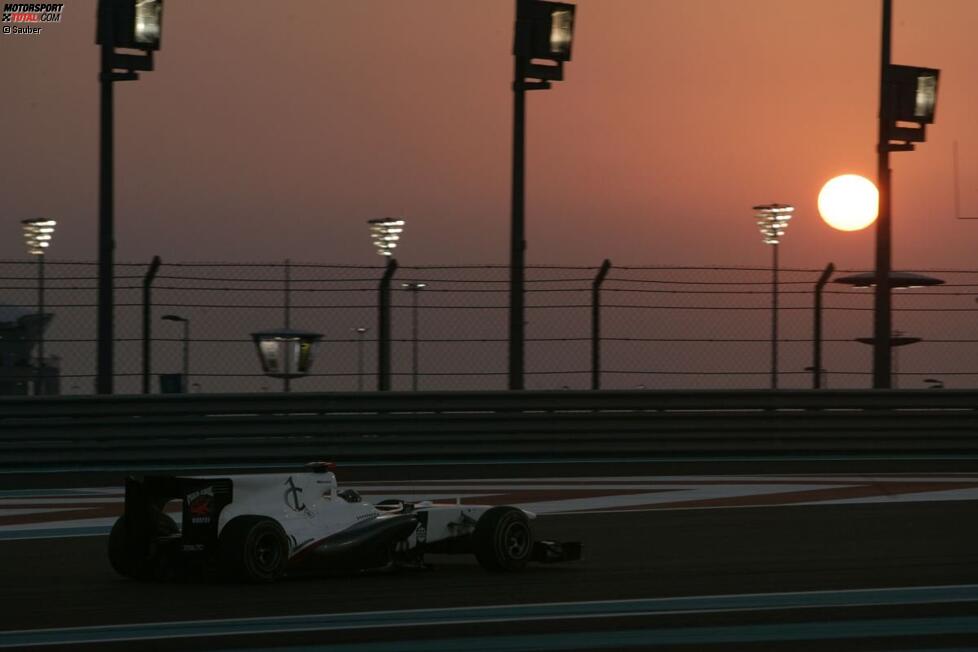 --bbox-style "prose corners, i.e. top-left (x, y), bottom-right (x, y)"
top-left (1, 390), bottom-right (976, 470)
